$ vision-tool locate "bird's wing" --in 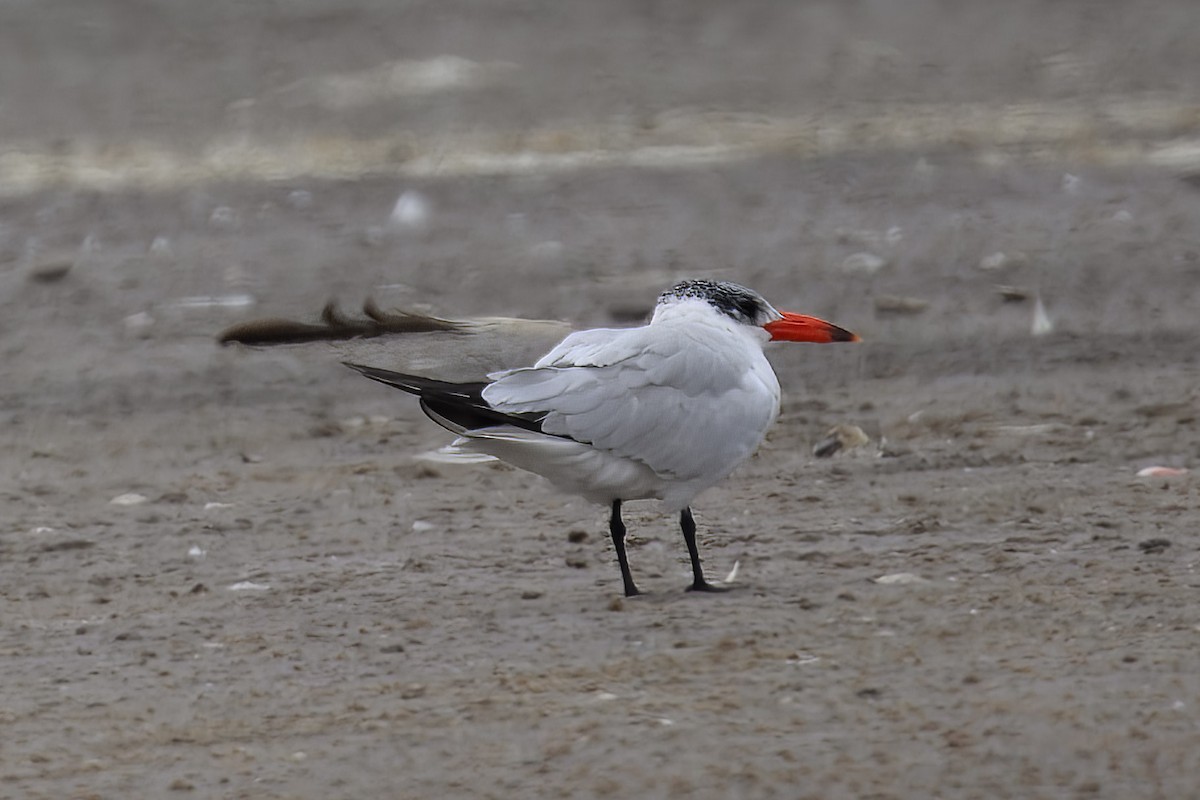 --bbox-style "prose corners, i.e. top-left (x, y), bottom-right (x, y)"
top-left (482, 324), bottom-right (778, 480)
